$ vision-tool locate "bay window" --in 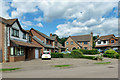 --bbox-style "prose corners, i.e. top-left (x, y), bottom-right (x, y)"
top-left (10, 47), bottom-right (24, 56)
